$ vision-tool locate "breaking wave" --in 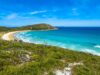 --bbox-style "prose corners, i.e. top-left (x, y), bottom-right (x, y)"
top-left (14, 30), bottom-right (100, 56)
top-left (81, 48), bottom-right (100, 56)
top-left (94, 45), bottom-right (100, 49)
